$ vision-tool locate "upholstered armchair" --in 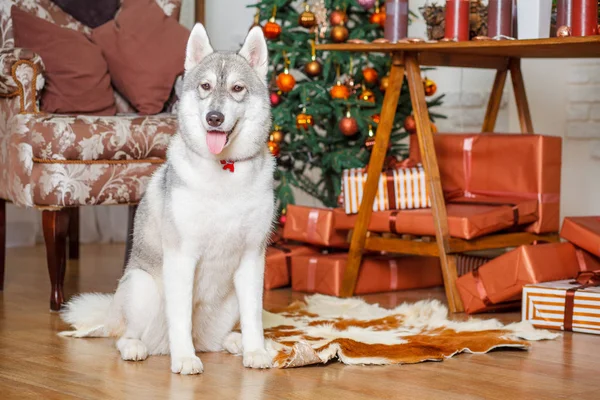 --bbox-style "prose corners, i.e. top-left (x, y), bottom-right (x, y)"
top-left (0, 0), bottom-right (182, 310)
